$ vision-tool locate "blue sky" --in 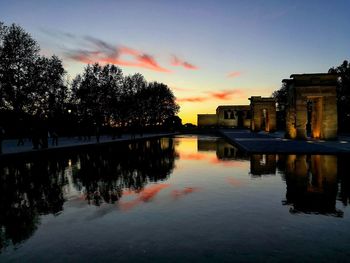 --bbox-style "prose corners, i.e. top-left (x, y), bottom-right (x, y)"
top-left (1, 0), bottom-right (349, 123)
